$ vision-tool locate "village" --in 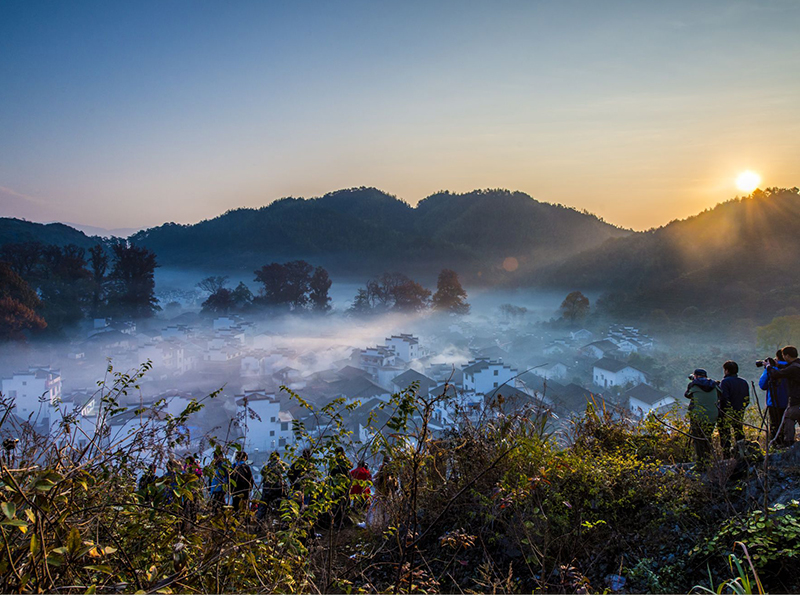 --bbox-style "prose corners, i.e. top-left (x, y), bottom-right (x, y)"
top-left (0, 297), bottom-right (680, 476)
